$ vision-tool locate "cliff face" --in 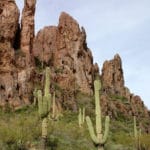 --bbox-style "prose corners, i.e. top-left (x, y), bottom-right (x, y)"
top-left (0, 0), bottom-right (36, 109)
top-left (33, 12), bottom-right (97, 95)
top-left (0, 0), bottom-right (19, 108)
